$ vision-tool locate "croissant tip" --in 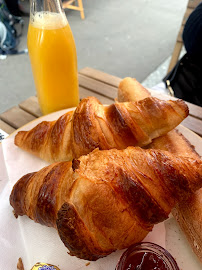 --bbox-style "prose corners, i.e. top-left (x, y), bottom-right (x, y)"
top-left (176, 99), bottom-right (189, 117)
top-left (13, 210), bottom-right (18, 219)
top-left (14, 131), bottom-right (26, 146)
